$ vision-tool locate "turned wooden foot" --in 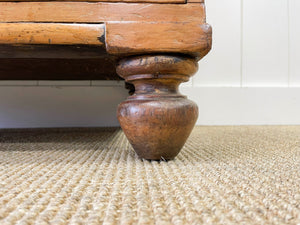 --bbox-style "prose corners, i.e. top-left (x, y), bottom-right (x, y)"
top-left (116, 55), bottom-right (198, 160)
